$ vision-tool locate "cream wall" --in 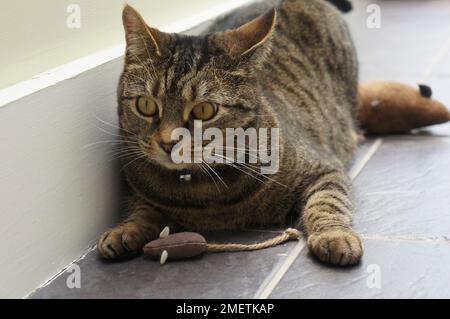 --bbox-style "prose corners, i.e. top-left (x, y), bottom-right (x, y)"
top-left (0, 0), bottom-right (224, 89)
